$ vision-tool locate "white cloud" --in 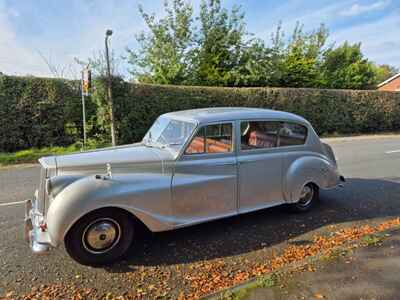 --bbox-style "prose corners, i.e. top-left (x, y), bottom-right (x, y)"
top-left (0, 3), bottom-right (49, 76)
top-left (0, 0), bottom-right (154, 79)
top-left (330, 12), bottom-right (400, 67)
top-left (0, 0), bottom-right (398, 78)
top-left (340, 0), bottom-right (391, 17)
top-left (254, 0), bottom-right (354, 42)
